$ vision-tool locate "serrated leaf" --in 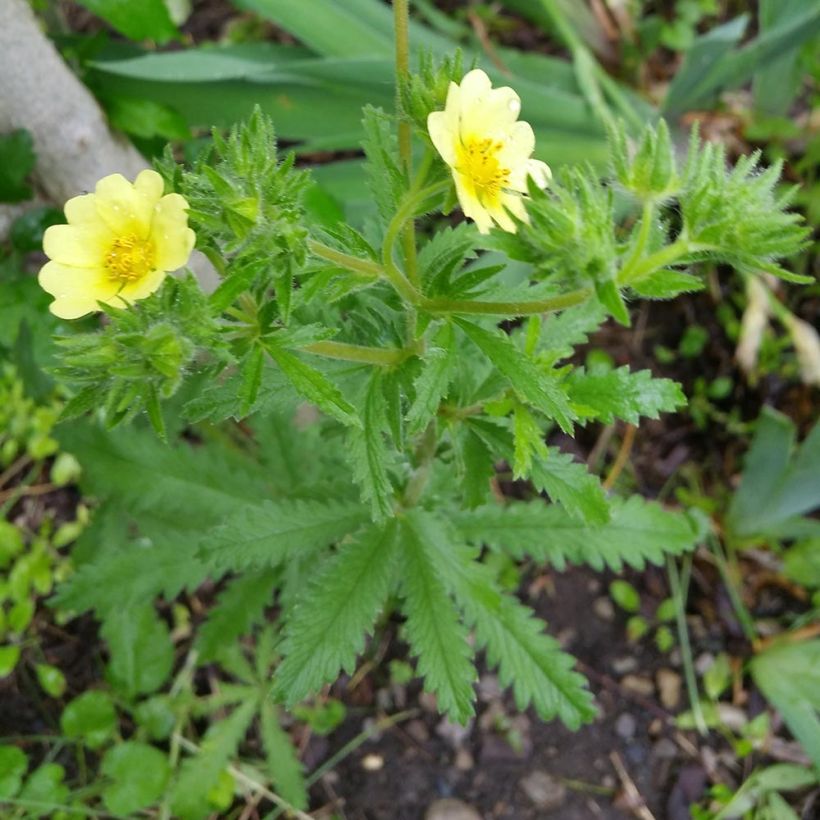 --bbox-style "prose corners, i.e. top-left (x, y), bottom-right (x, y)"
top-left (512, 403), bottom-right (548, 479)
top-left (361, 105), bottom-right (405, 223)
top-left (346, 371), bottom-right (394, 519)
top-left (398, 514), bottom-right (477, 723)
top-left (265, 343), bottom-right (359, 427)
top-left (453, 496), bottom-right (699, 571)
top-left (455, 318), bottom-right (575, 432)
top-left (194, 571), bottom-right (278, 662)
top-left (260, 702), bottom-right (308, 810)
top-left (170, 699), bottom-right (256, 820)
top-left (568, 366), bottom-right (686, 424)
top-left (537, 303), bottom-right (606, 362)
top-left (406, 323), bottom-right (456, 435)
top-left (409, 509), bottom-right (594, 728)
top-left (275, 521), bottom-right (399, 705)
top-left (459, 427), bottom-right (496, 509)
top-left (198, 499), bottom-right (369, 571)
top-left (630, 270), bottom-right (705, 299)
top-left (467, 418), bottom-right (609, 523)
